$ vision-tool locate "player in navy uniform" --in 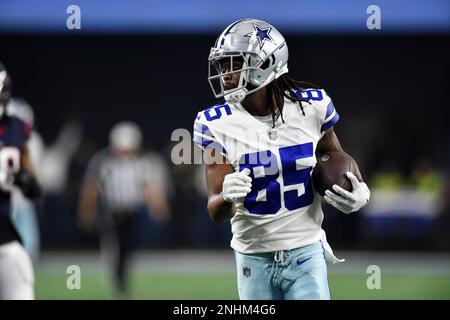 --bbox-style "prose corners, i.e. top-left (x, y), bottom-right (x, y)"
top-left (0, 63), bottom-right (41, 299)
